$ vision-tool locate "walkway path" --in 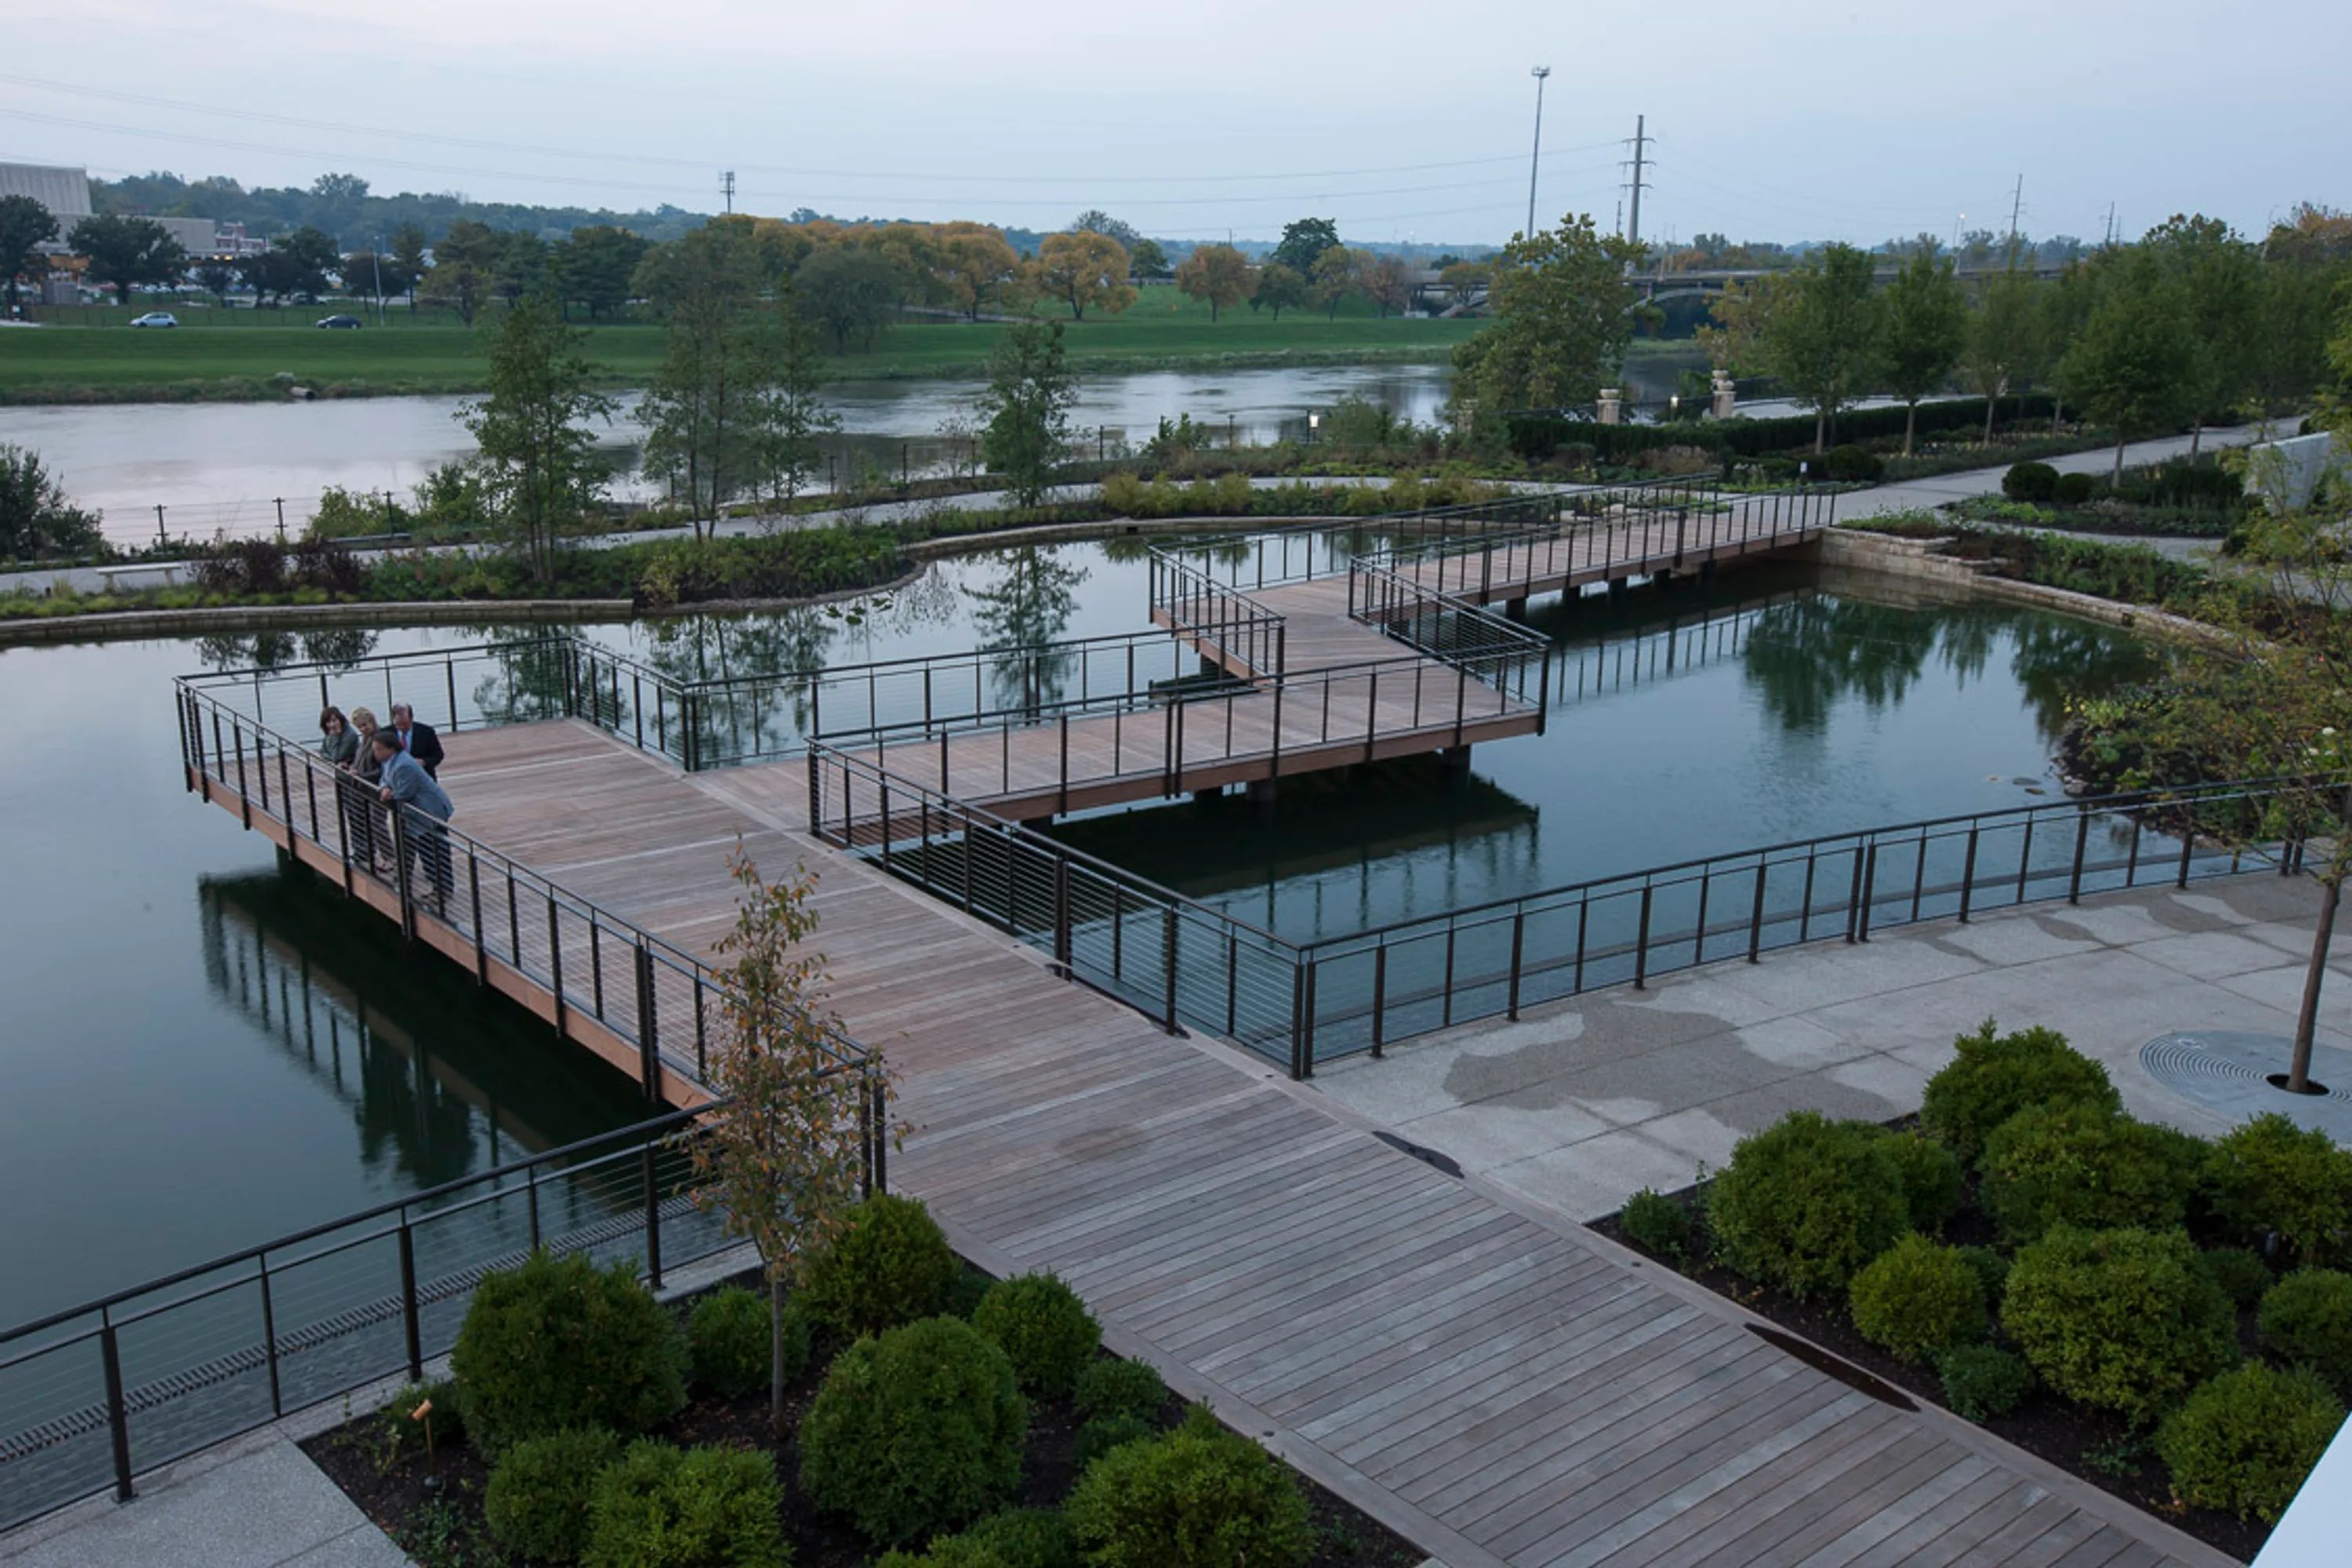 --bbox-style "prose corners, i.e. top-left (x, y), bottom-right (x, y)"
top-left (369, 722), bottom-right (2240, 1566)
top-left (1316, 870), bottom-right (2340, 1222)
